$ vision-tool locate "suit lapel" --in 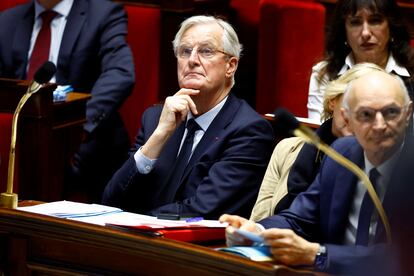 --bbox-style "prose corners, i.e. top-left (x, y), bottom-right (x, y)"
top-left (56, 0), bottom-right (87, 82)
top-left (181, 94), bottom-right (240, 181)
top-left (12, 4), bottom-right (35, 79)
top-left (329, 143), bottom-right (364, 241)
